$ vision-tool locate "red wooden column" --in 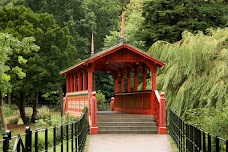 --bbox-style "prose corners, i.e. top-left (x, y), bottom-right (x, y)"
top-left (142, 66), bottom-right (147, 91)
top-left (150, 66), bottom-right (156, 114)
top-left (134, 67), bottom-right (138, 91)
top-left (74, 73), bottom-right (78, 91)
top-left (114, 73), bottom-right (119, 93)
top-left (83, 70), bottom-right (88, 90)
top-left (87, 65), bottom-right (94, 95)
top-left (66, 74), bottom-right (70, 93)
top-left (121, 71), bottom-right (125, 92)
top-left (70, 73), bottom-right (74, 92)
top-left (159, 92), bottom-right (167, 134)
top-left (78, 71), bottom-right (83, 91)
top-left (90, 91), bottom-right (98, 134)
top-left (73, 73), bottom-right (75, 91)
top-left (127, 71), bottom-right (131, 92)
